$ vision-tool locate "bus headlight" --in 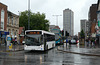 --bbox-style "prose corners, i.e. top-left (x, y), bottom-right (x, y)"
top-left (24, 45), bottom-right (27, 47)
top-left (40, 45), bottom-right (42, 47)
